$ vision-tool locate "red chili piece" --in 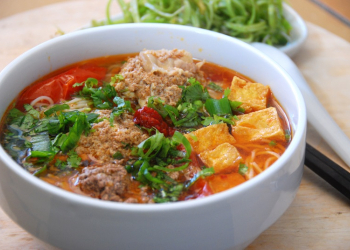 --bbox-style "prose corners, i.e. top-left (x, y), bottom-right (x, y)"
top-left (133, 107), bottom-right (174, 136)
